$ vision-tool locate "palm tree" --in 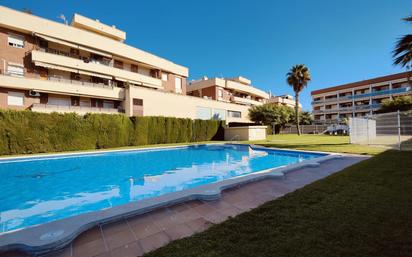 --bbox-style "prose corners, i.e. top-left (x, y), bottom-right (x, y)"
top-left (393, 15), bottom-right (412, 69)
top-left (286, 64), bottom-right (311, 135)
